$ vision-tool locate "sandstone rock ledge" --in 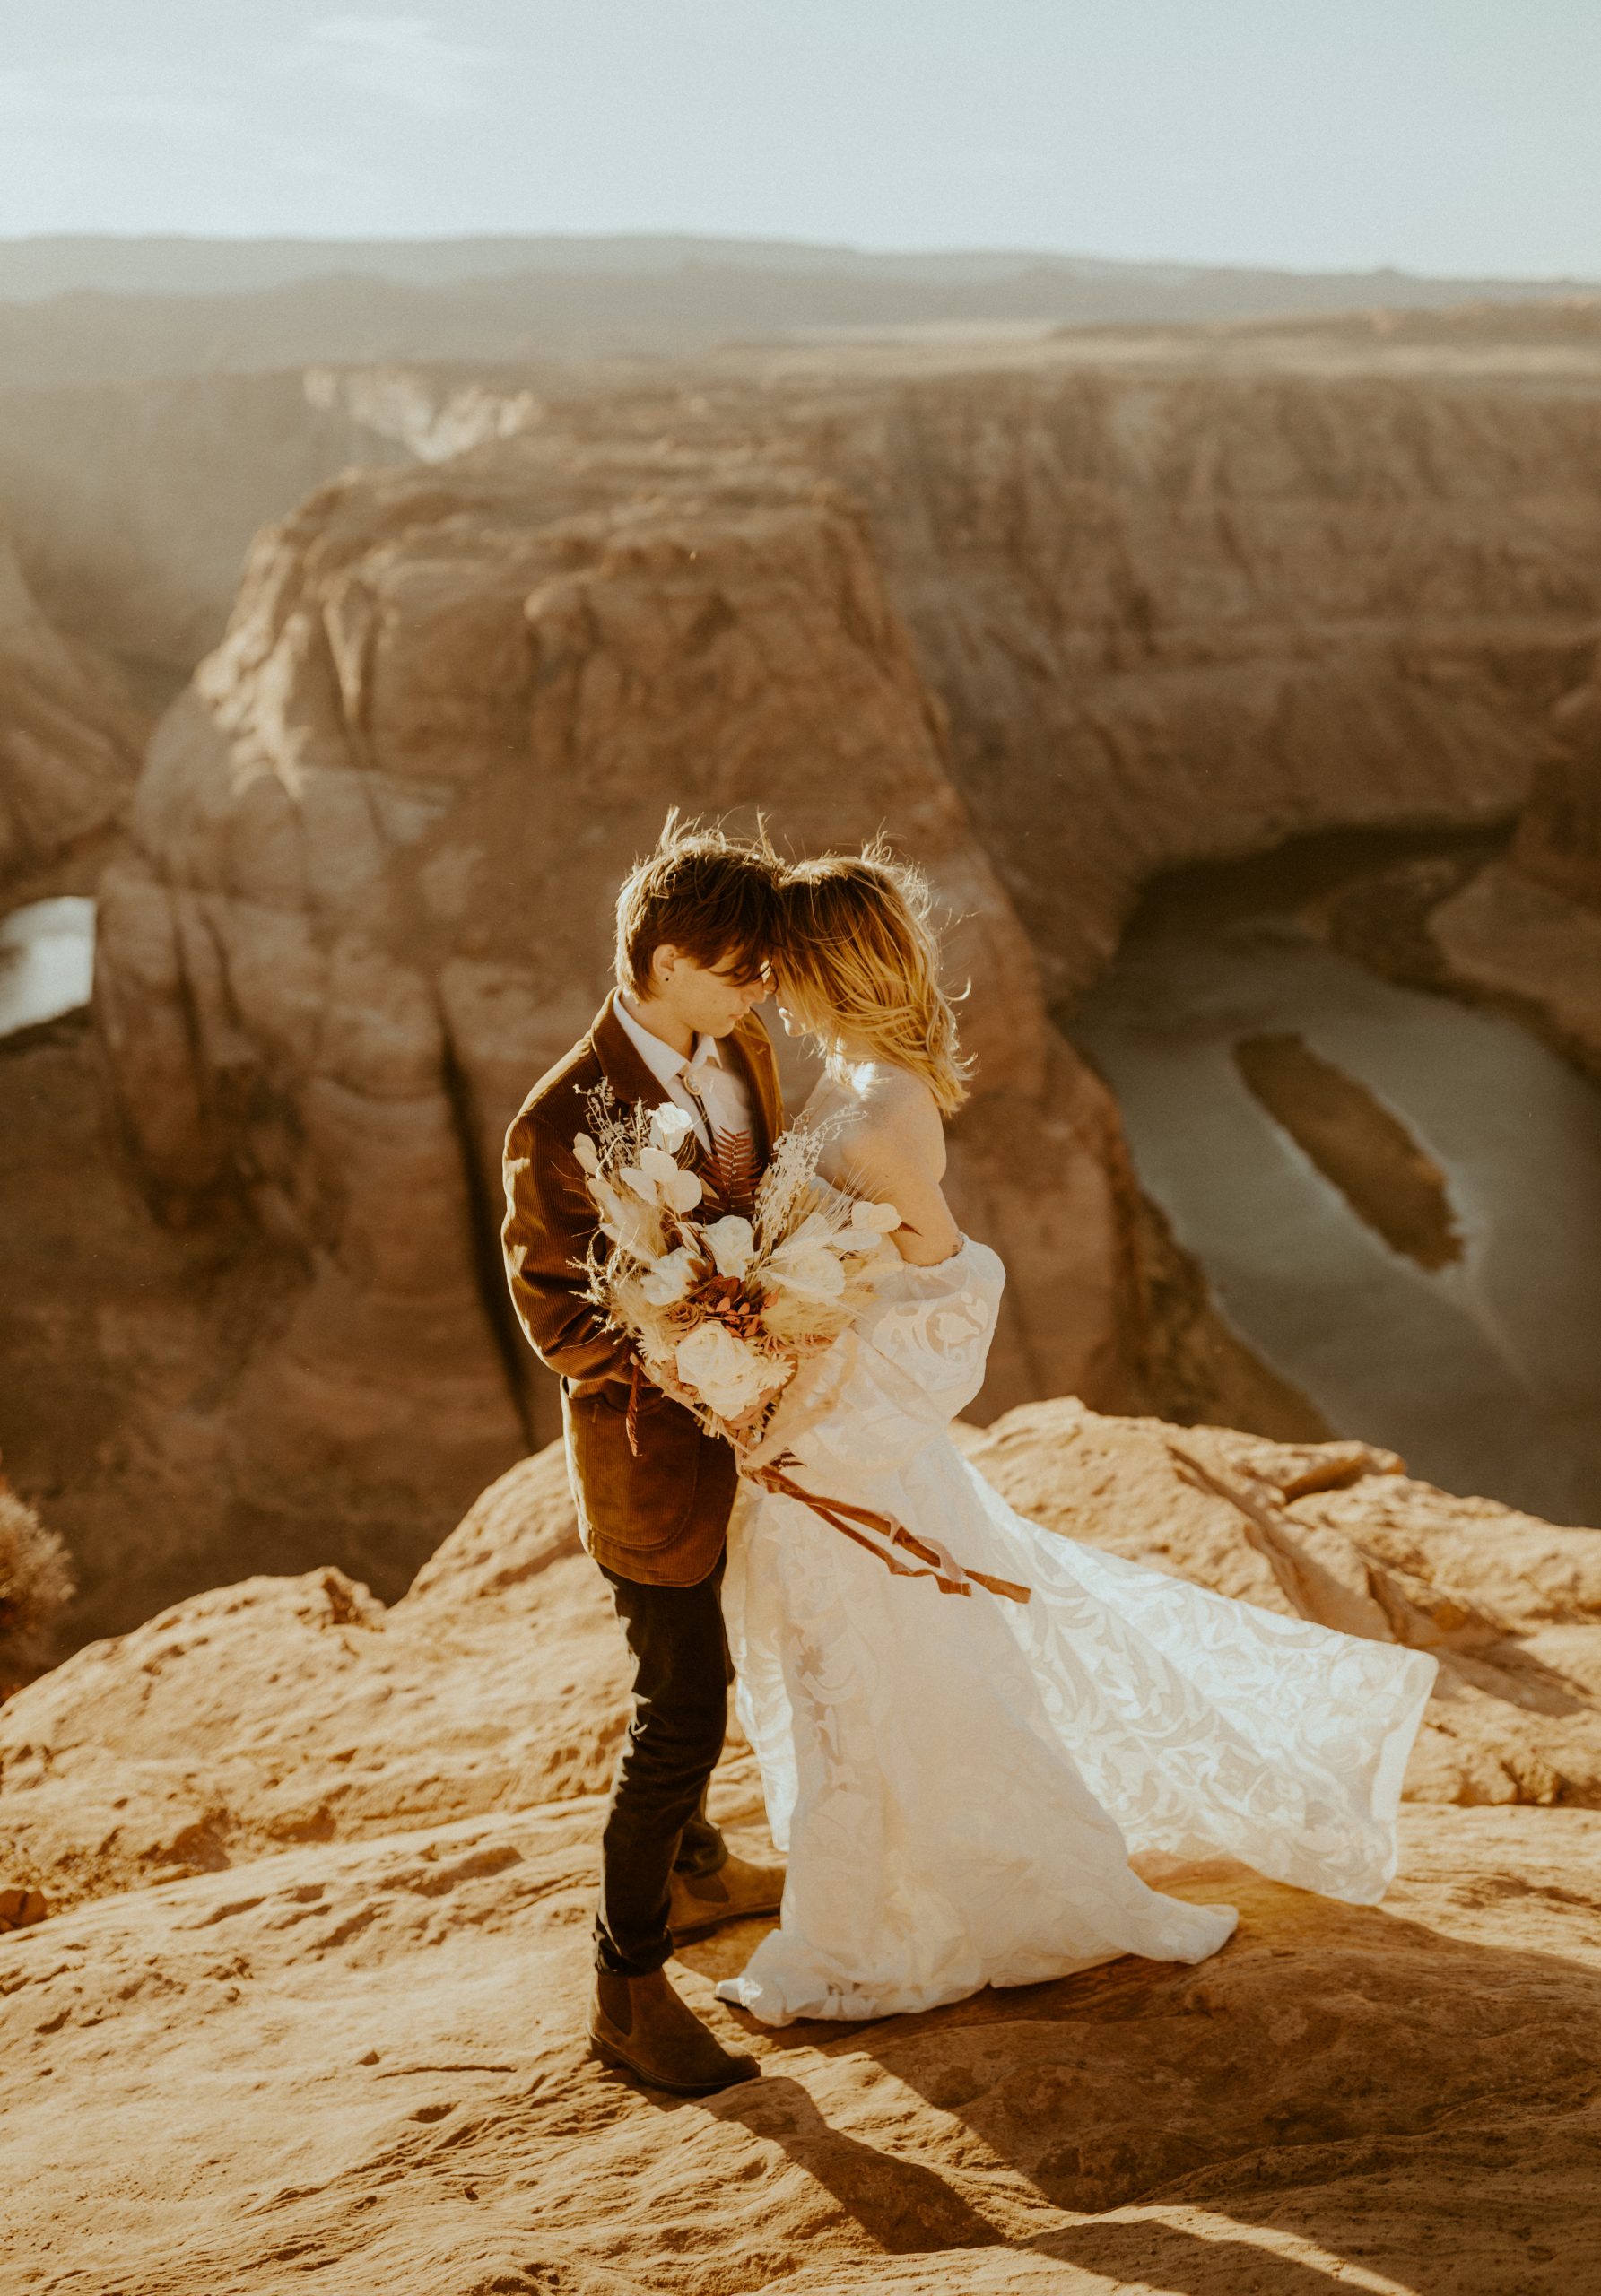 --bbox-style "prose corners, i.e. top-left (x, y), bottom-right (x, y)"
top-left (4, 1405), bottom-right (1601, 2292)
